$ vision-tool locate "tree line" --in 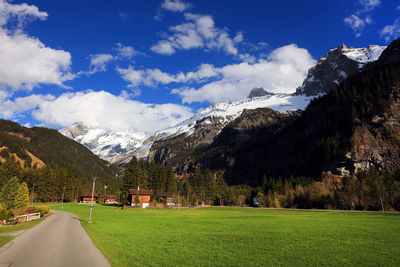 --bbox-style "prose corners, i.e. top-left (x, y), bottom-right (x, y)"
top-left (0, 158), bottom-right (118, 203)
top-left (120, 157), bottom-right (400, 211)
top-left (1, 152), bottom-right (399, 212)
